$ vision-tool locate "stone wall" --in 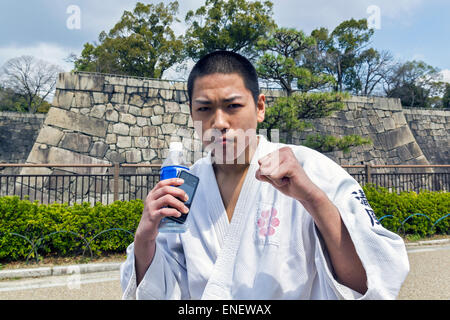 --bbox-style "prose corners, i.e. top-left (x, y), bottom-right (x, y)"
top-left (18, 72), bottom-right (450, 175)
top-left (403, 108), bottom-right (449, 166)
top-left (290, 96), bottom-right (433, 171)
top-left (0, 112), bottom-right (45, 173)
top-left (2, 71), bottom-right (447, 202)
top-left (23, 72), bottom-right (194, 177)
top-left (23, 72), bottom-right (283, 173)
